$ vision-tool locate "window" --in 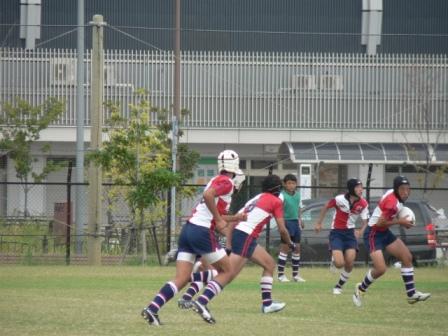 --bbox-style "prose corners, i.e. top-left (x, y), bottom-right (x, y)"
top-left (283, 162), bottom-right (297, 170)
top-left (251, 160), bottom-right (278, 170)
top-left (385, 165), bottom-right (399, 173)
